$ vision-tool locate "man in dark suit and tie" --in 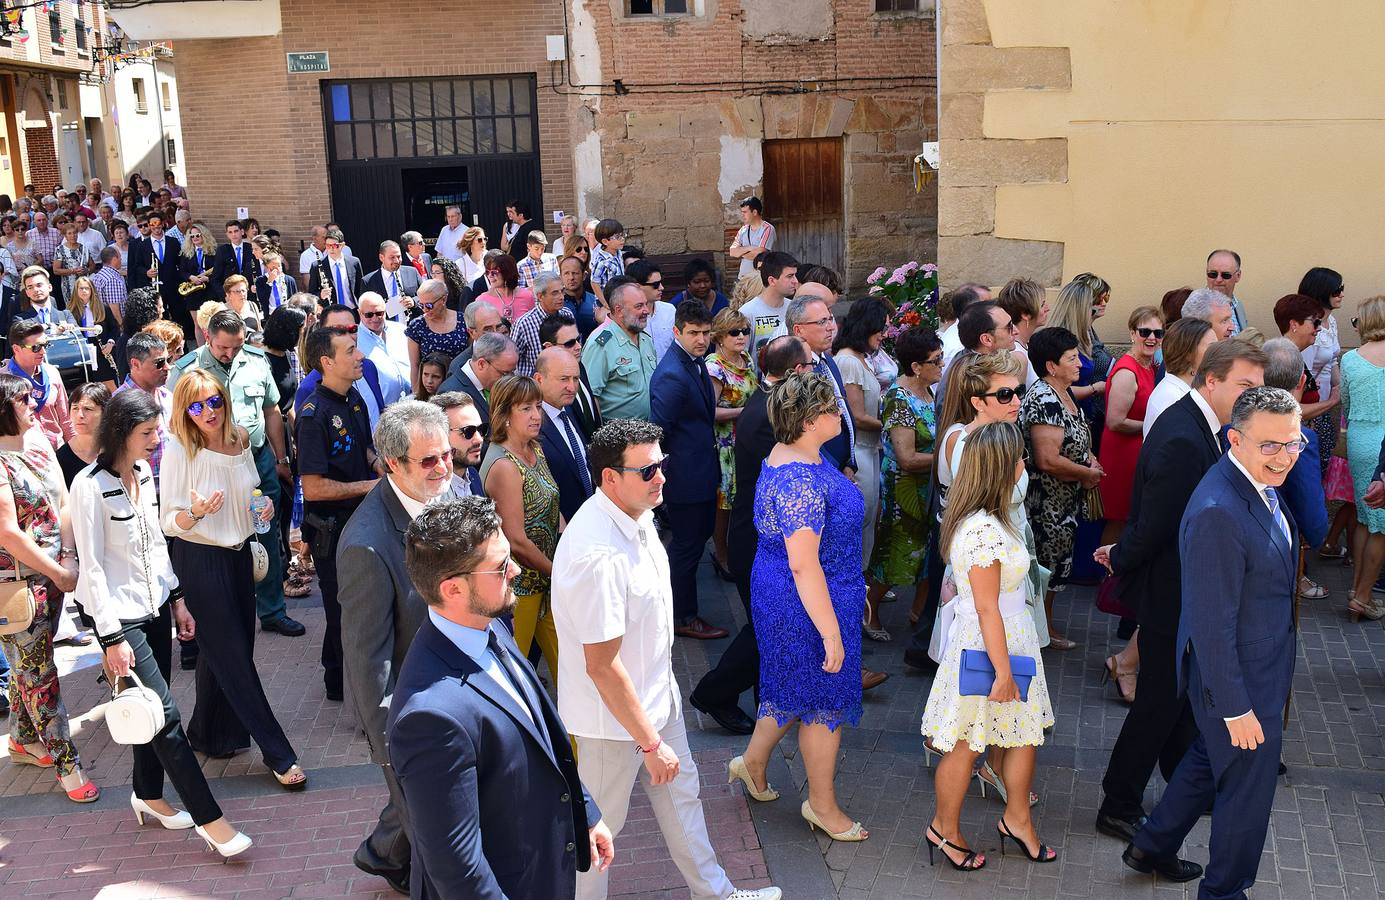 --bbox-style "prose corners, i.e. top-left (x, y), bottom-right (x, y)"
top-left (338, 401), bottom-right (456, 895)
top-left (363, 240), bottom-right (422, 321)
top-left (652, 300), bottom-right (727, 641)
top-left (786, 296), bottom-right (855, 472)
top-left (387, 498), bottom-right (612, 899)
top-left (126, 211), bottom-right (181, 314)
top-left (540, 314), bottom-right (602, 438)
top-left (1123, 387), bottom-right (1302, 897)
top-left (308, 228), bottom-right (365, 308)
top-left (535, 347), bottom-right (595, 522)
top-left (1094, 340), bottom-right (1267, 843)
top-left (212, 219), bottom-right (256, 288)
